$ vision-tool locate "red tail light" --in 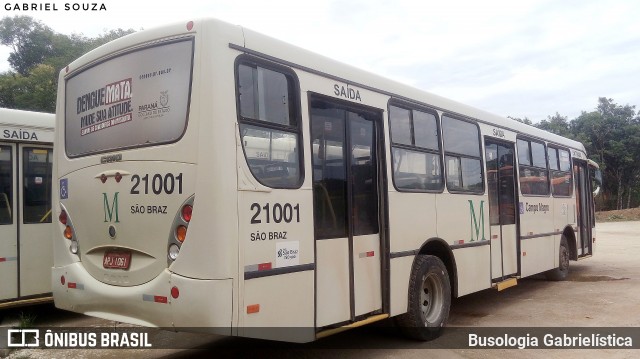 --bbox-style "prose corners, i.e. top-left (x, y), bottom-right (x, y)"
top-left (181, 205), bottom-right (192, 222)
top-left (59, 210), bottom-right (68, 225)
